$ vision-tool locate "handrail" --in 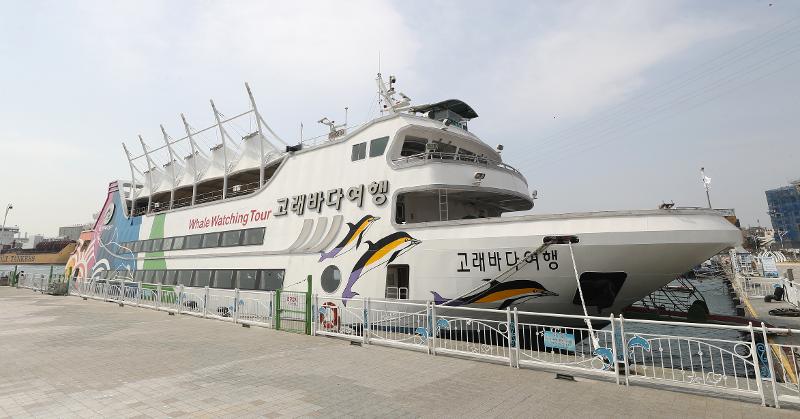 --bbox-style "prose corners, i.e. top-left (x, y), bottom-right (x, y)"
top-left (392, 151), bottom-right (526, 182)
